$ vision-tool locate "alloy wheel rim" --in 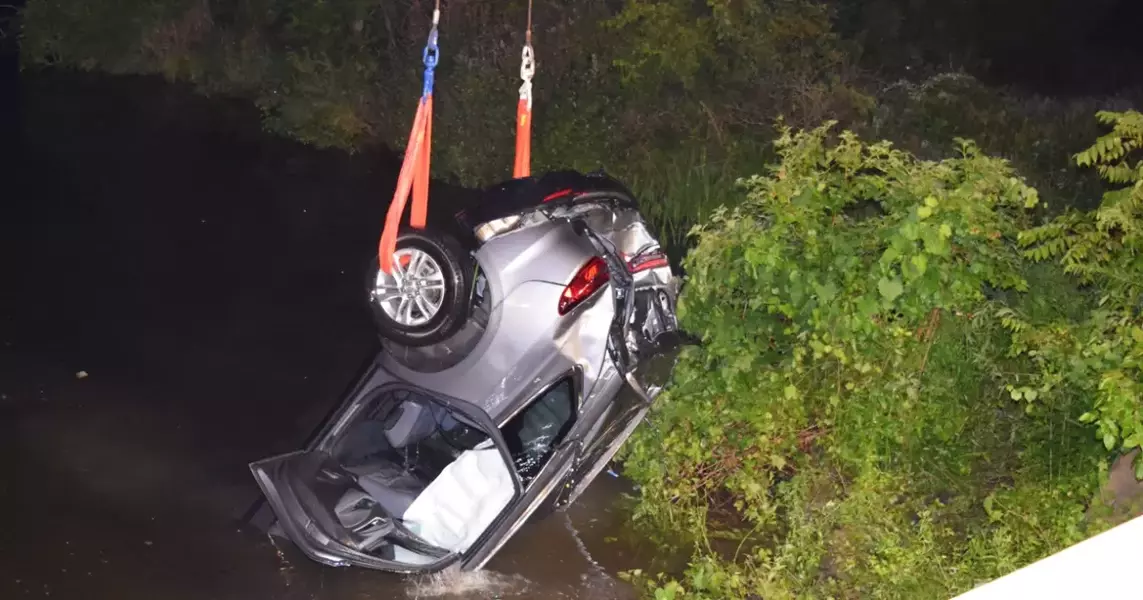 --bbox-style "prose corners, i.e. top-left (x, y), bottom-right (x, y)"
top-left (372, 248), bottom-right (446, 326)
